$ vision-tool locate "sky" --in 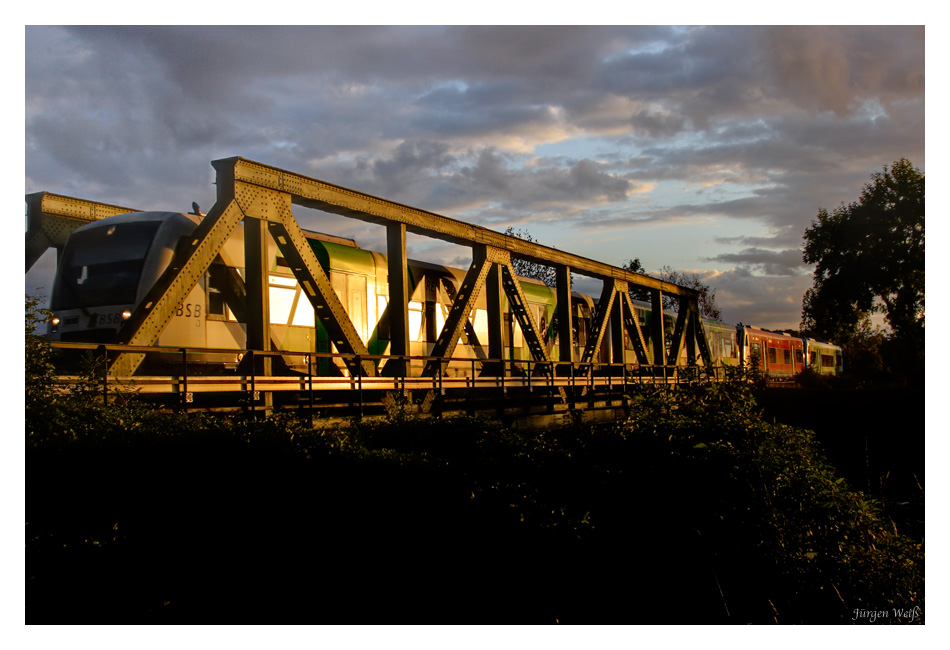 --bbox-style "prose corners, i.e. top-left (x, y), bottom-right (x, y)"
top-left (23, 24), bottom-right (926, 329)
